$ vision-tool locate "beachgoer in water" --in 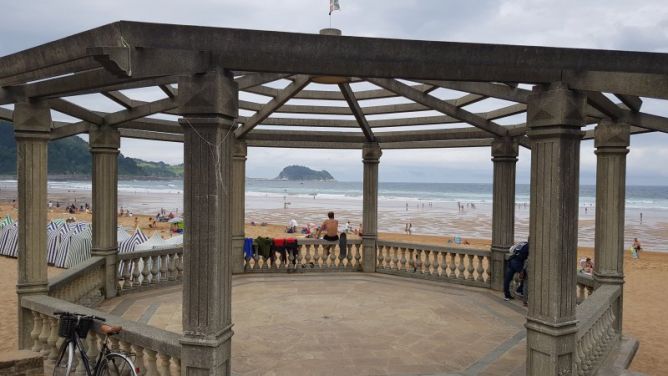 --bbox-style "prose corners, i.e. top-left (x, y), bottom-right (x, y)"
top-left (632, 238), bottom-right (642, 259)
